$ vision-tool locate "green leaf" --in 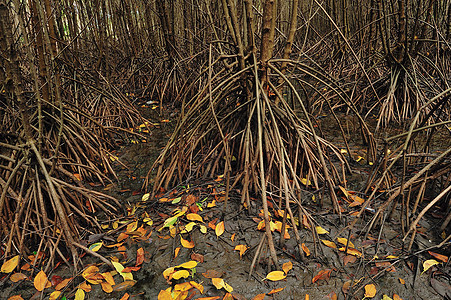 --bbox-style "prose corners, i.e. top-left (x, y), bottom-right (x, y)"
top-left (89, 242), bottom-right (102, 252)
top-left (171, 197), bottom-right (182, 204)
